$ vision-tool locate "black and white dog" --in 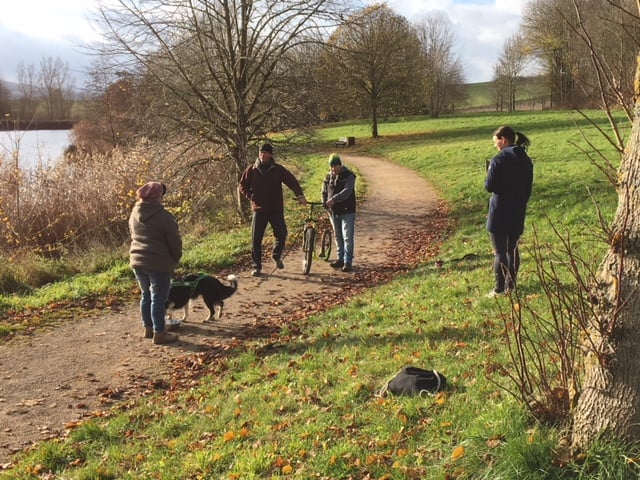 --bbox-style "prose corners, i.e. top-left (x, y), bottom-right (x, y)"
top-left (166, 273), bottom-right (238, 322)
